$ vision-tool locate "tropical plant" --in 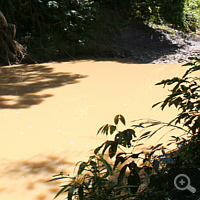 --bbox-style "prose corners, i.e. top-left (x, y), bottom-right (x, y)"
top-left (49, 57), bottom-right (200, 199)
top-left (6, 0), bottom-right (99, 61)
top-left (95, 0), bottom-right (199, 31)
top-left (0, 0), bottom-right (198, 62)
top-left (48, 115), bottom-right (140, 200)
top-left (152, 57), bottom-right (200, 167)
top-left (0, 11), bottom-right (26, 65)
